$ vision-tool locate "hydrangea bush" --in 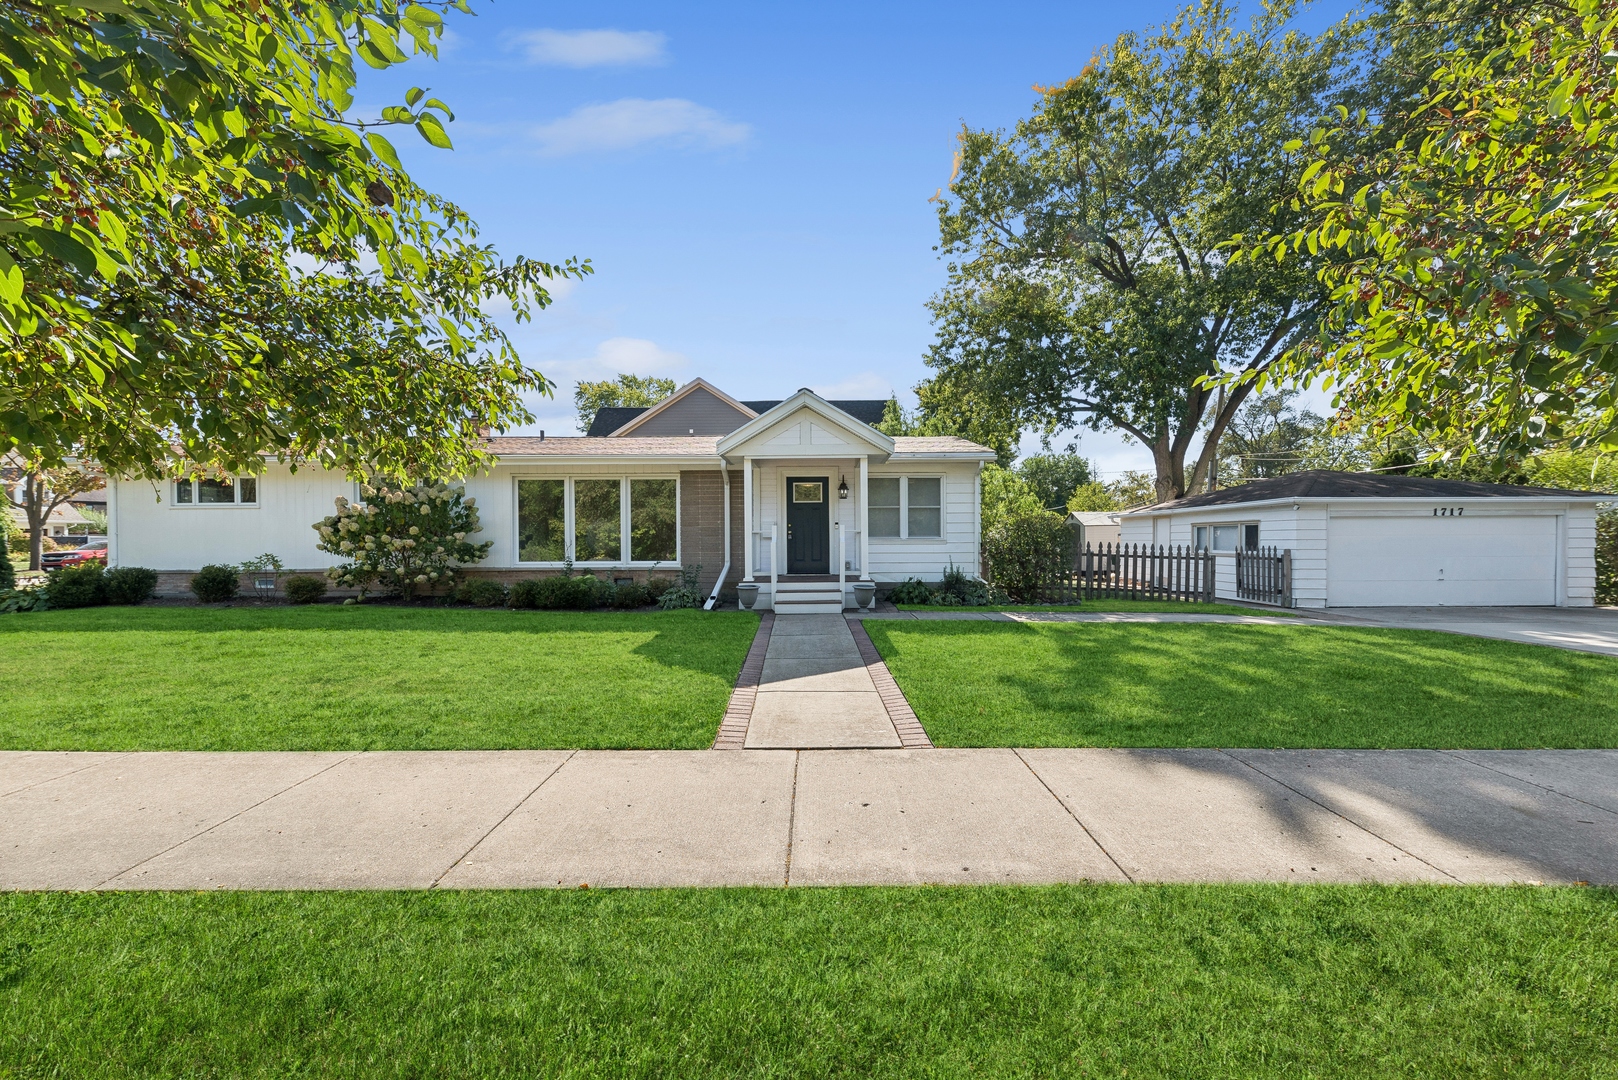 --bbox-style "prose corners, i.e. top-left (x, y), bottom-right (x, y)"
top-left (315, 482), bottom-right (491, 598)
